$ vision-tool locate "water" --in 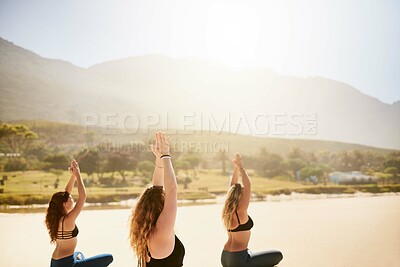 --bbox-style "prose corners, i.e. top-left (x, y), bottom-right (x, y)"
top-left (1, 195), bottom-right (399, 267)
